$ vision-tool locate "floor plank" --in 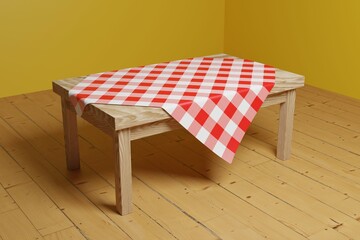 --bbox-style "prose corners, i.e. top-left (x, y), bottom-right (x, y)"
top-left (0, 209), bottom-right (44, 240)
top-left (0, 184), bottom-right (17, 214)
top-left (43, 227), bottom-right (86, 240)
top-left (0, 147), bottom-right (32, 189)
top-left (0, 85), bottom-right (360, 240)
top-left (7, 182), bottom-right (73, 236)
